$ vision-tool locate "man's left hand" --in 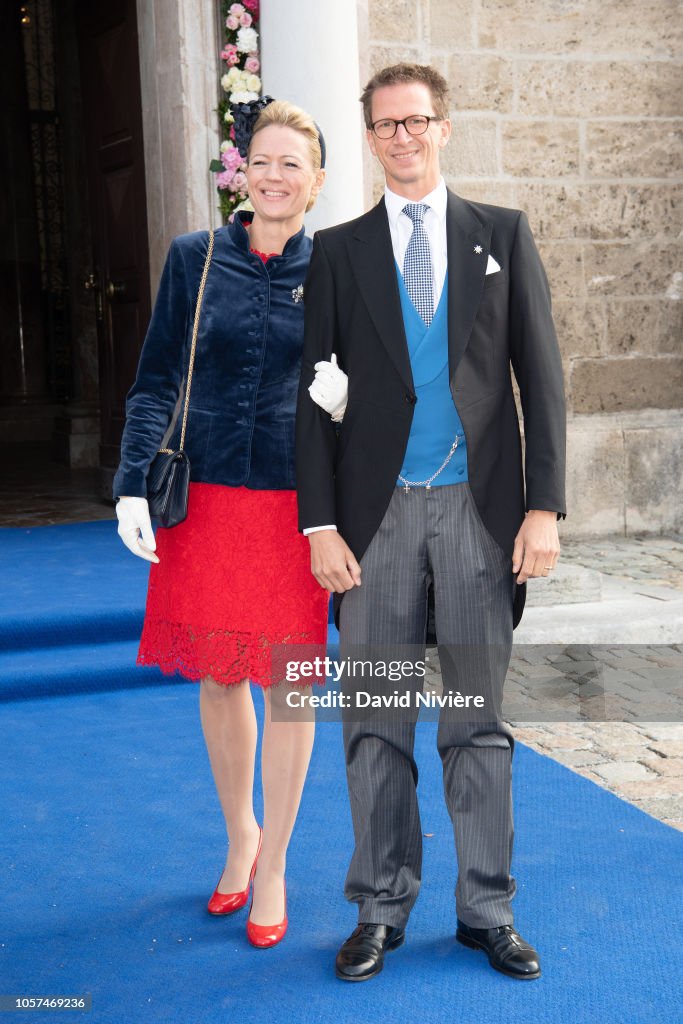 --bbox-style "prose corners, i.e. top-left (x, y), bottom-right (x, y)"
top-left (512, 510), bottom-right (560, 584)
